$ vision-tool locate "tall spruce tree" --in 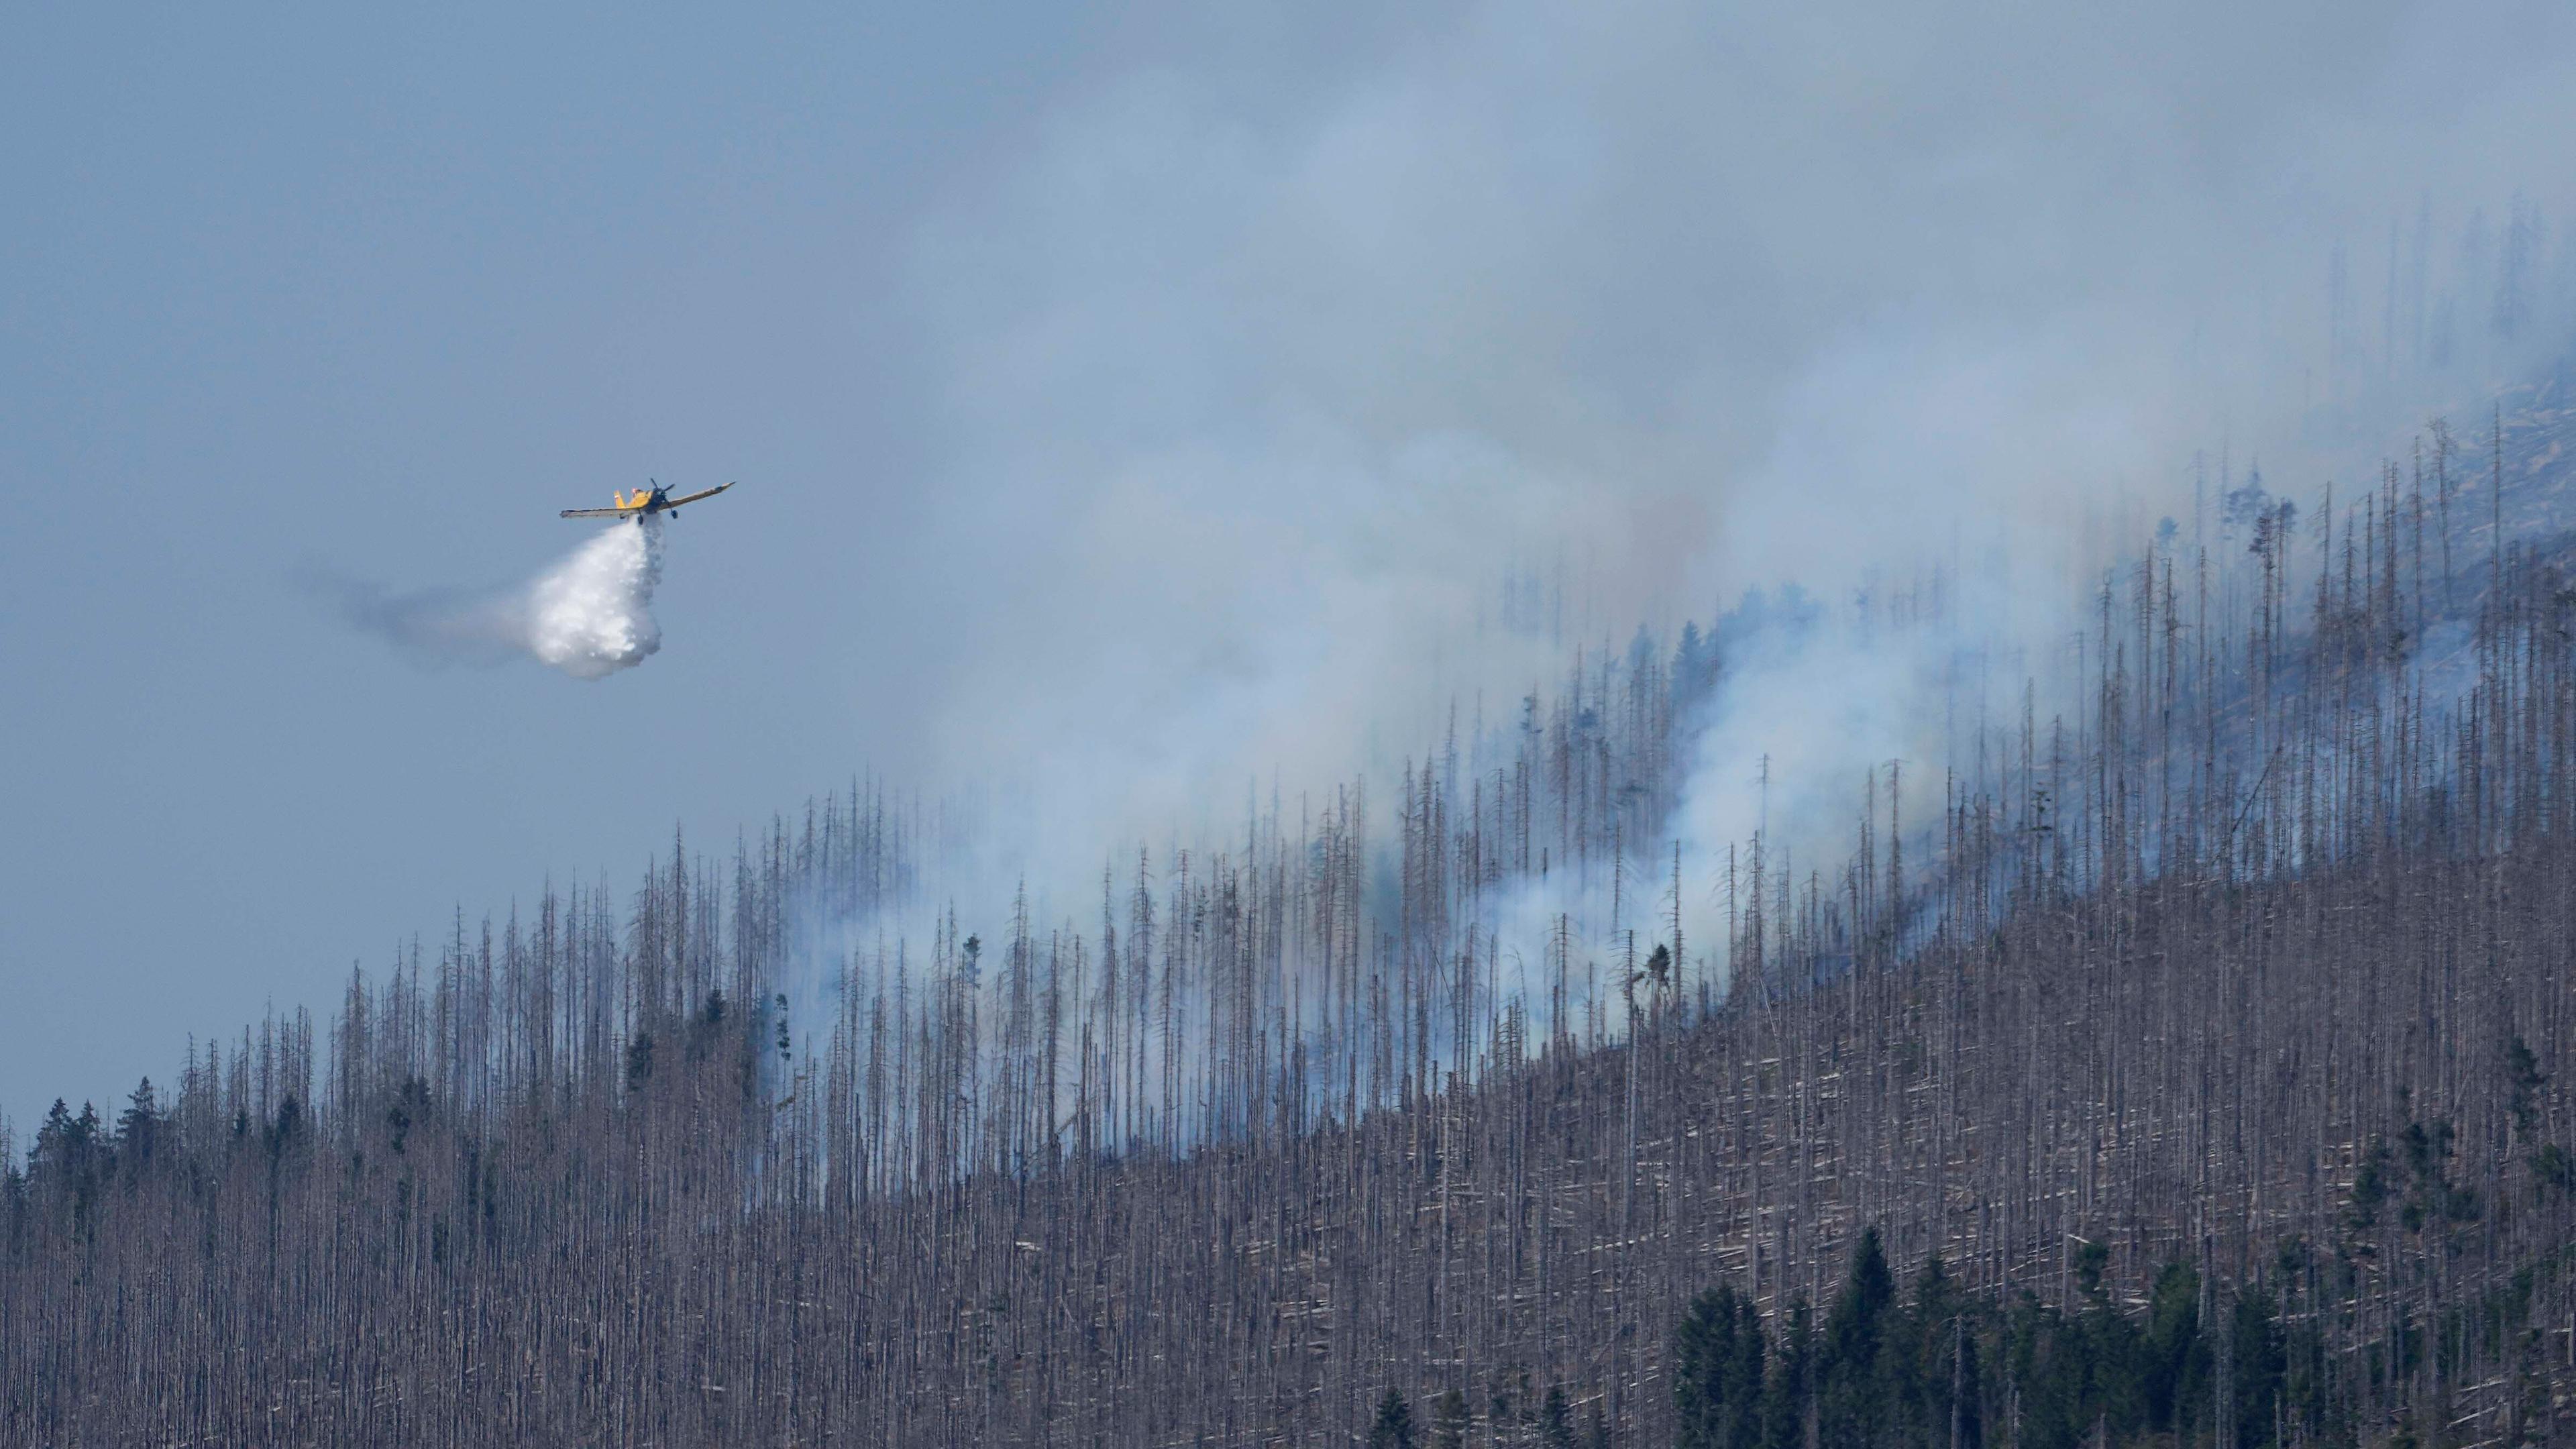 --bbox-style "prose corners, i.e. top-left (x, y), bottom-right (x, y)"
top-left (1760, 1299), bottom-right (1813, 1449)
top-left (1370, 1387), bottom-right (1416, 1449)
top-left (1675, 1281), bottom-right (1765, 1449)
top-left (1818, 1227), bottom-right (1894, 1449)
